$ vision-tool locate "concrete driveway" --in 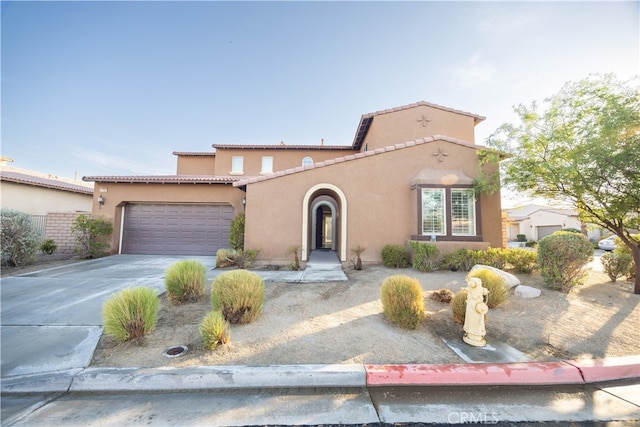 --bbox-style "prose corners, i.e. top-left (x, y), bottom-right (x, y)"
top-left (0, 255), bottom-right (215, 379)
